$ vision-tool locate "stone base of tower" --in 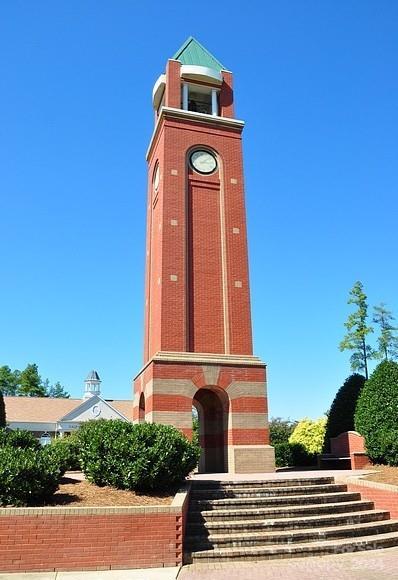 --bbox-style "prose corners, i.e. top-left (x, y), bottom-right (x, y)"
top-left (228, 445), bottom-right (275, 474)
top-left (133, 352), bottom-right (275, 474)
